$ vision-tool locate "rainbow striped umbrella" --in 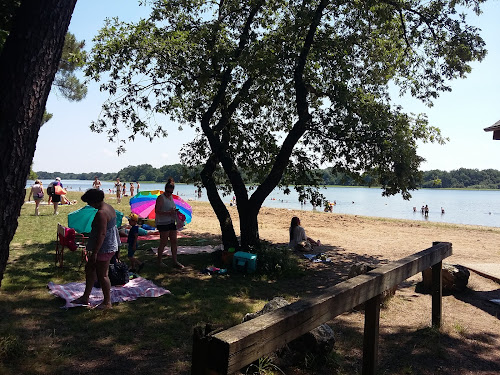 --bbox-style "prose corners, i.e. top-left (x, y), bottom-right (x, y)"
top-left (129, 190), bottom-right (192, 224)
